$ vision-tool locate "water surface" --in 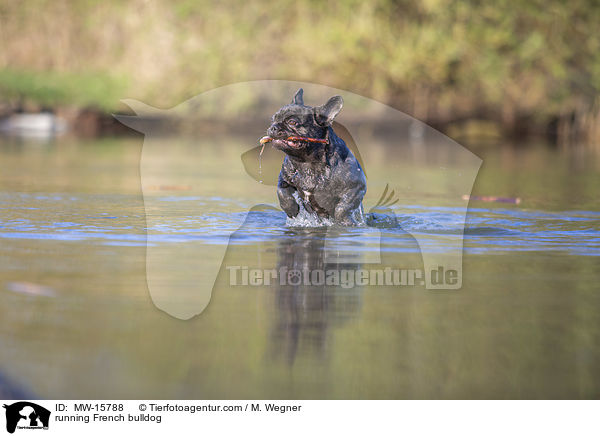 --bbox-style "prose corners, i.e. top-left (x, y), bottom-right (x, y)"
top-left (0, 135), bottom-right (599, 399)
